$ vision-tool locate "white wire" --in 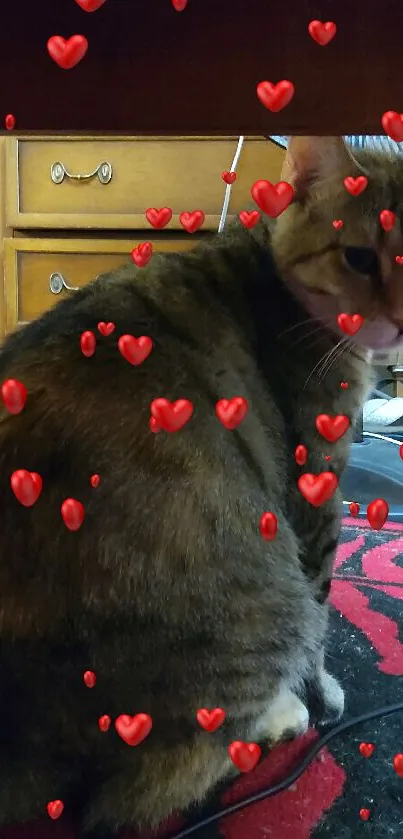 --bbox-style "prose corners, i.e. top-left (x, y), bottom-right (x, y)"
top-left (363, 431), bottom-right (403, 446)
top-left (218, 135), bottom-right (245, 233)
